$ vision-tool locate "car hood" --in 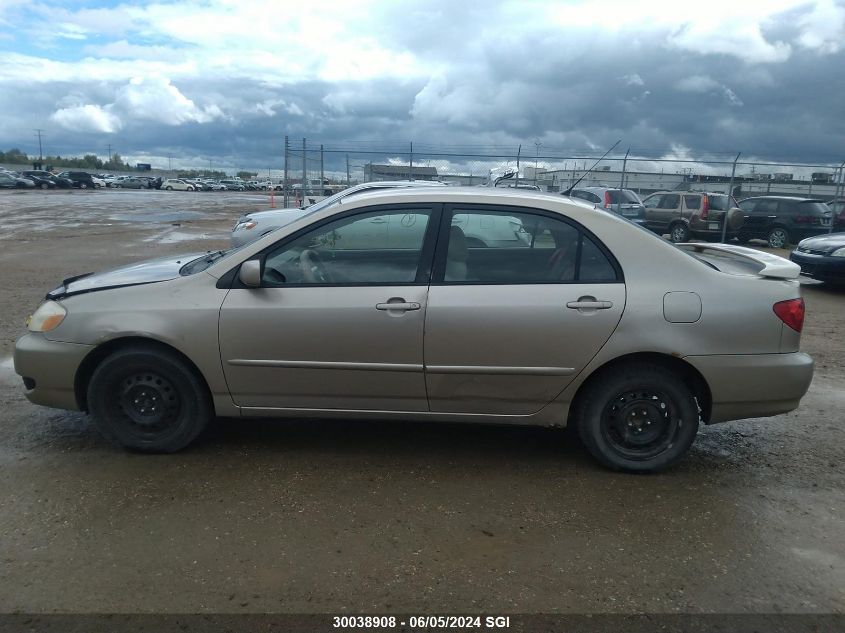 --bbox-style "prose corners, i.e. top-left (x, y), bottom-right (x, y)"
top-left (796, 232), bottom-right (845, 252)
top-left (47, 252), bottom-right (205, 299)
top-left (238, 207), bottom-right (309, 223)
